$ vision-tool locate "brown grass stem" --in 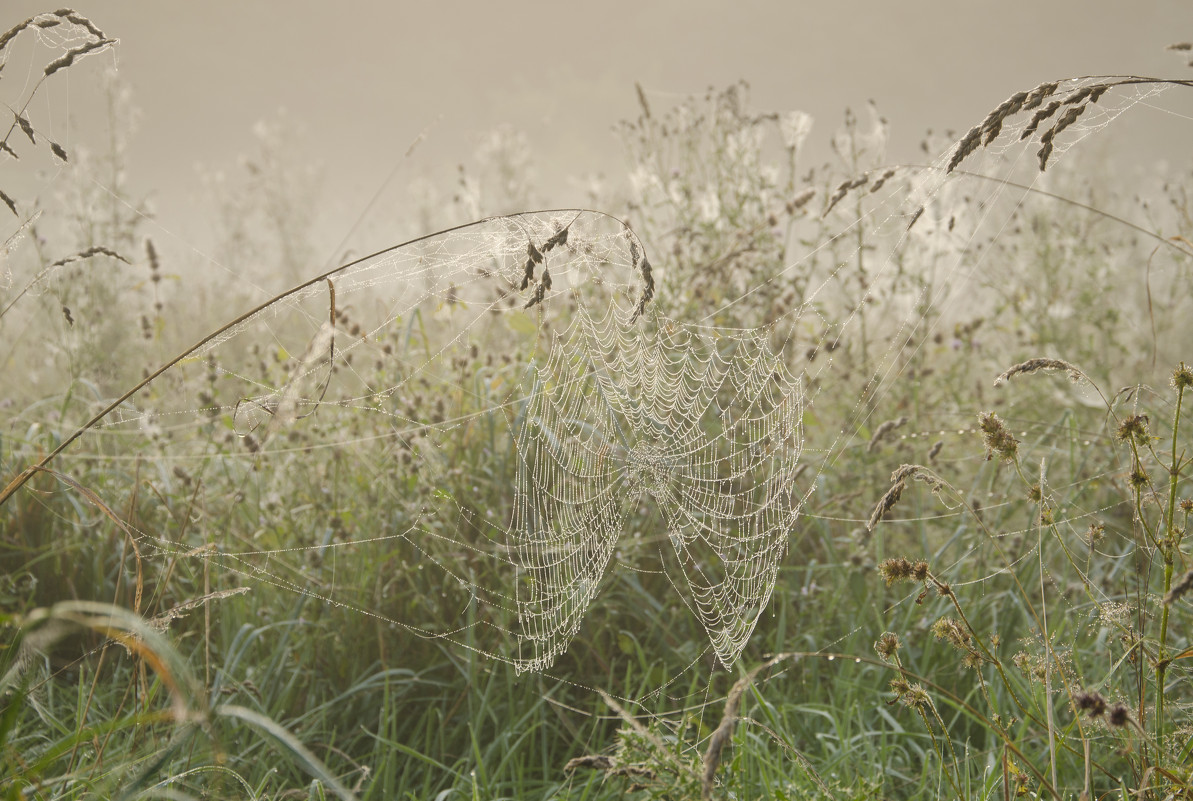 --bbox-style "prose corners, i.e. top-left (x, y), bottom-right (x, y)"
top-left (1156, 369), bottom-right (1187, 750)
